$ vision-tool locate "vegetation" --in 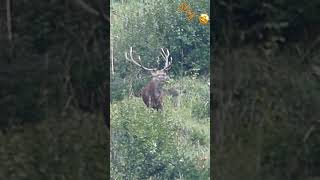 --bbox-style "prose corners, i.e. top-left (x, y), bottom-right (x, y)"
top-left (0, 110), bottom-right (107, 179)
top-left (213, 47), bottom-right (320, 180)
top-left (110, 0), bottom-right (210, 178)
top-left (213, 1), bottom-right (320, 180)
top-left (110, 0), bottom-right (210, 79)
top-left (0, 0), bottom-right (109, 179)
top-left (0, 0), bottom-right (319, 179)
top-left (111, 78), bottom-right (210, 179)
